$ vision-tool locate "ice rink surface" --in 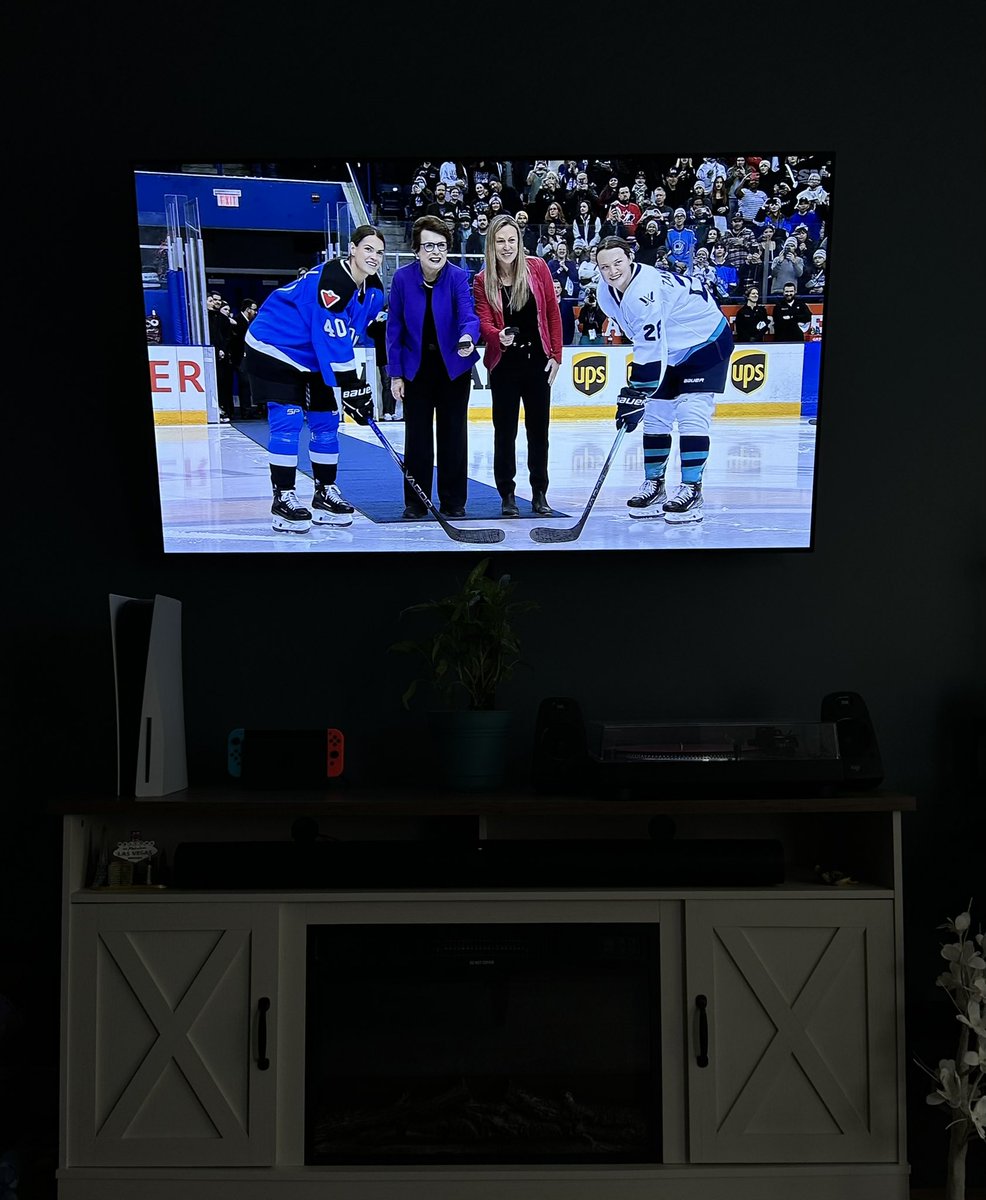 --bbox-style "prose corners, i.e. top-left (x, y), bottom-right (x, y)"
top-left (154, 416), bottom-right (816, 555)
